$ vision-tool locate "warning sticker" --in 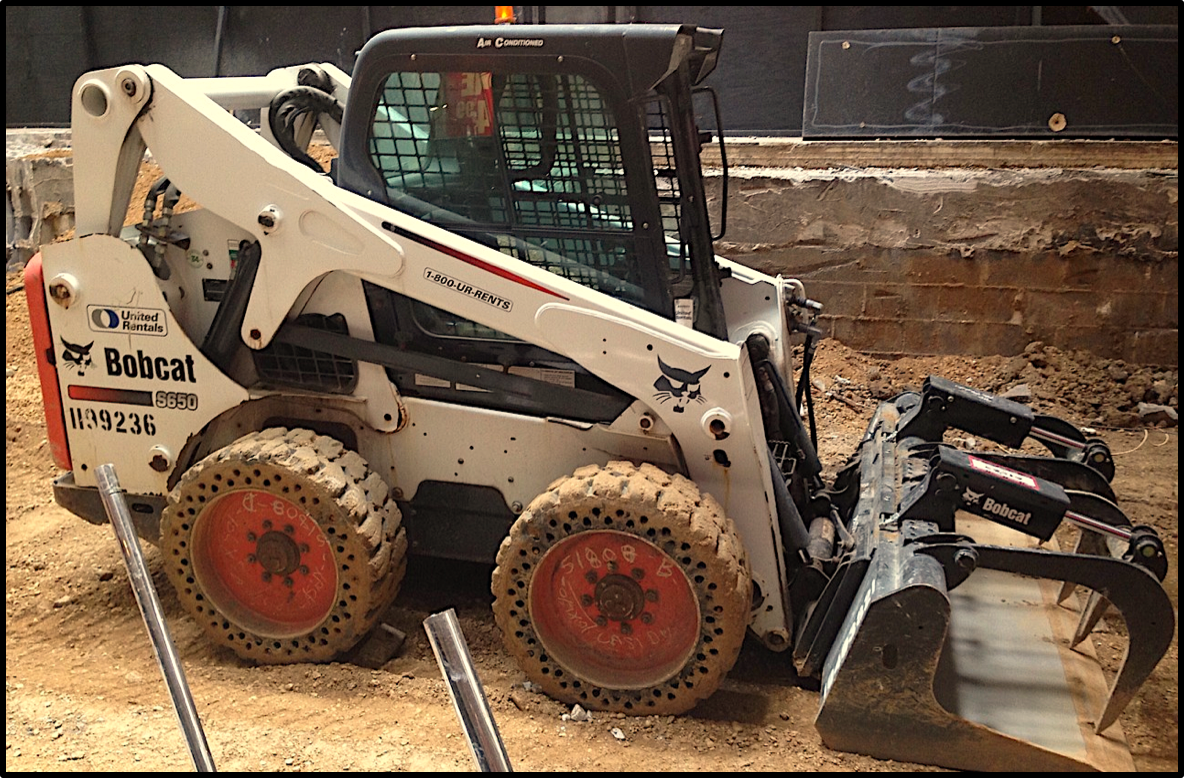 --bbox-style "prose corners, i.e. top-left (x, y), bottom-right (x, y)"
top-left (968, 455), bottom-right (1039, 491)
